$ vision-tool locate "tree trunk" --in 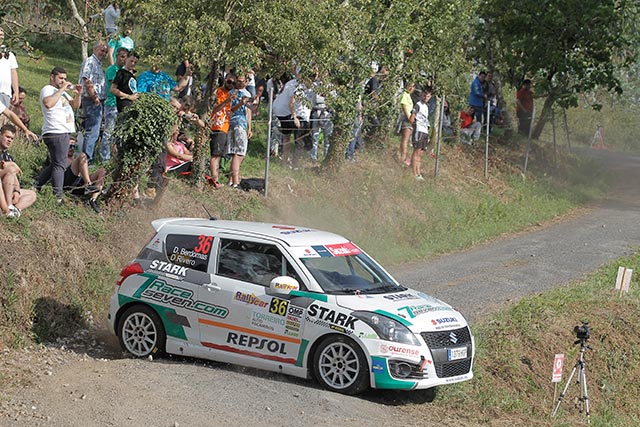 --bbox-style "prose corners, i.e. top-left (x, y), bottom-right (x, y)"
top-left (323, 117), bottom-right (349, 172)
top-left (532, 93), bottom-right (556, 139)
top-left (104, 162), bottom-right (142, 211)
top-left (190, 127), bottom-right (208, 191)
top-left (67, 0), bottom-right (89, 60)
